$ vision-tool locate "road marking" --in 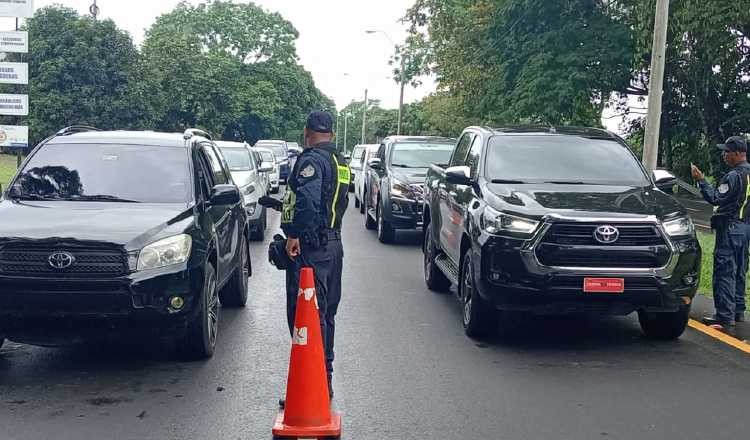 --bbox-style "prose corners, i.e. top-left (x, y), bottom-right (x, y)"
top-left (688, 319), bottom-right (750, 355)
